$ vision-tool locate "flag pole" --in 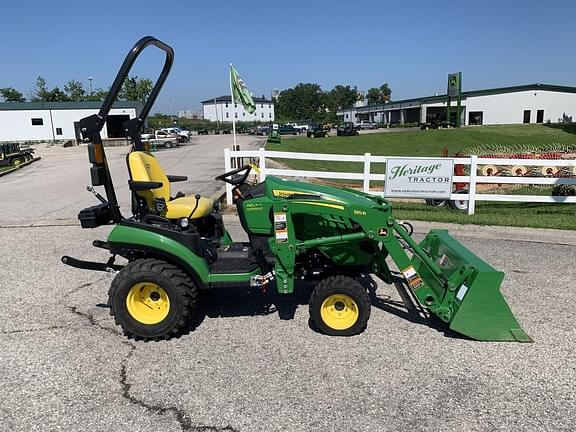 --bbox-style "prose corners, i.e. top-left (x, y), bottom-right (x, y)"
top-left (229, 63), bottom-right (238, 168)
